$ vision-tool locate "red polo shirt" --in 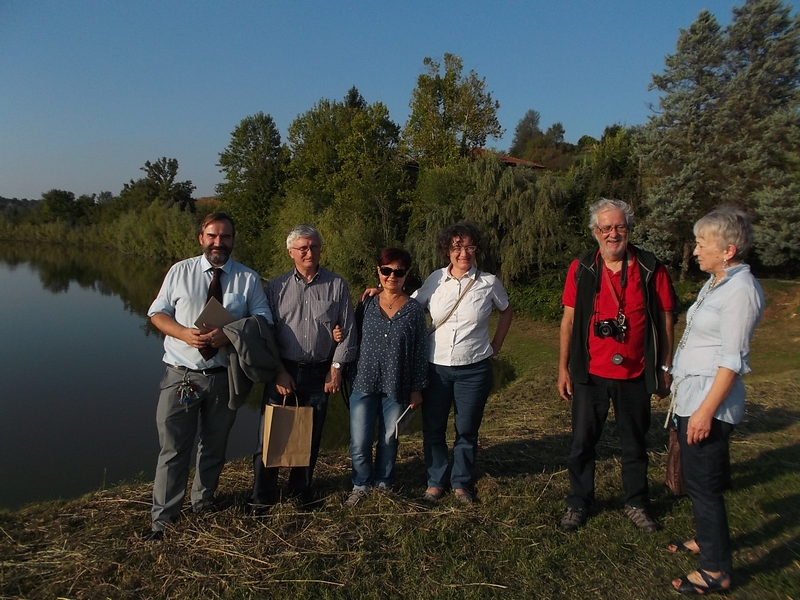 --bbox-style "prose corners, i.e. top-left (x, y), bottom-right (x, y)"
top-left (562, 248), bottom-right (674, 380)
